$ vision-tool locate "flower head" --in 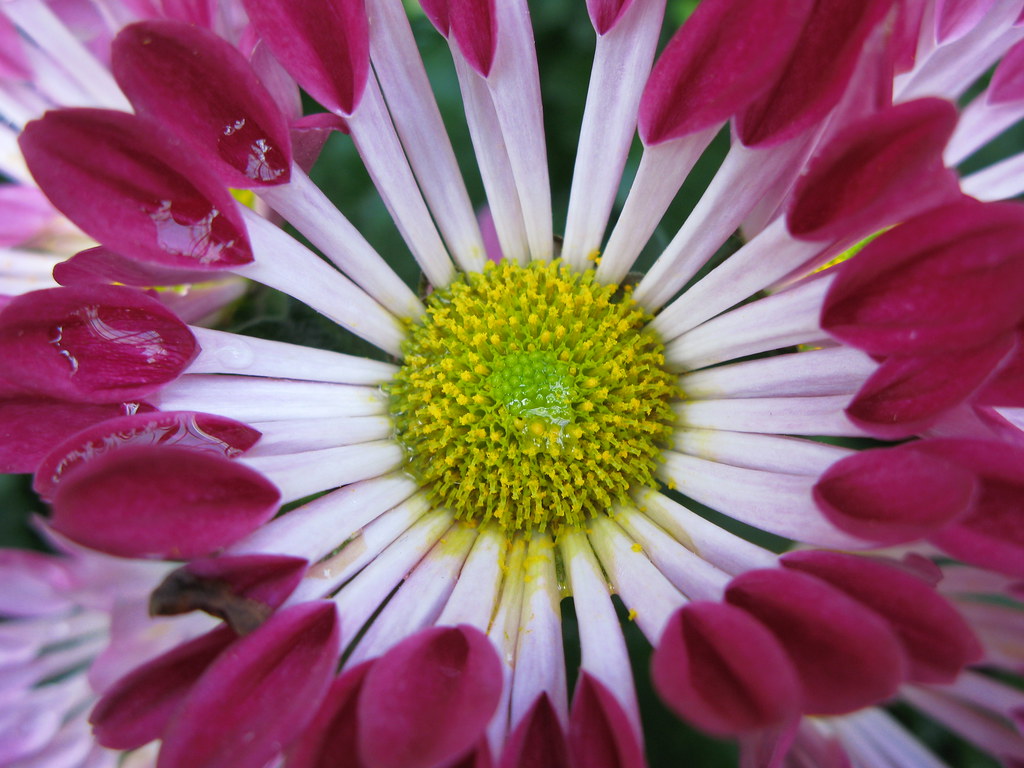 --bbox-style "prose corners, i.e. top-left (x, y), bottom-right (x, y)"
top-left (3, 0), bottom-right (1024, 767)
